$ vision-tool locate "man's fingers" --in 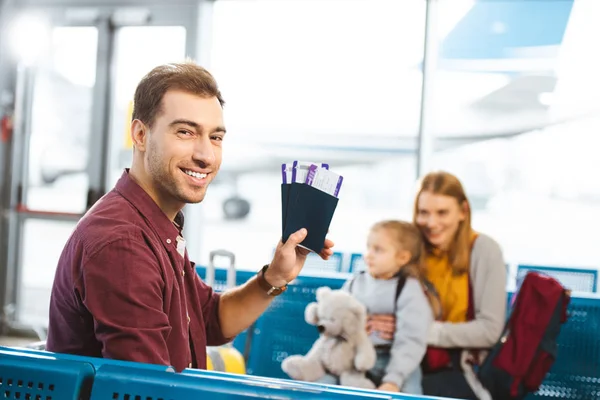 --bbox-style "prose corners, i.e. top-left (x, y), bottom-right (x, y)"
top-left (318, 248), bottom-right (334, 260)
top-left (285, 228), bottom-right (308, 248)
